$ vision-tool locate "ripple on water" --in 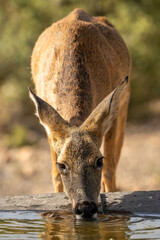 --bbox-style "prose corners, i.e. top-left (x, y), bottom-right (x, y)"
top-left (0, 211), bottom-right (160, 240)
